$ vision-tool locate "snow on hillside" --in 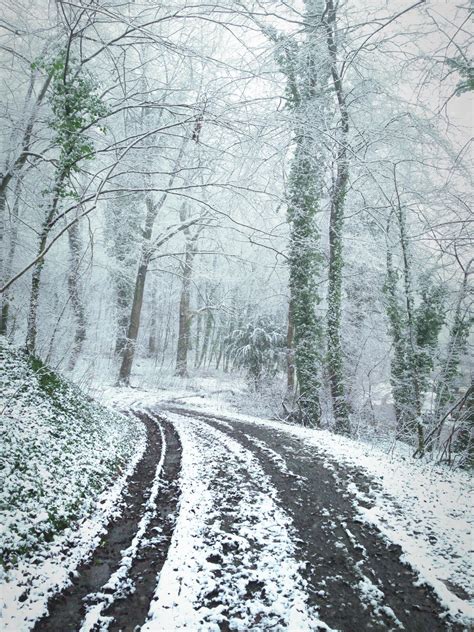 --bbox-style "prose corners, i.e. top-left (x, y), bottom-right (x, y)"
top-left (0, 339), bottom-right (146, 628)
